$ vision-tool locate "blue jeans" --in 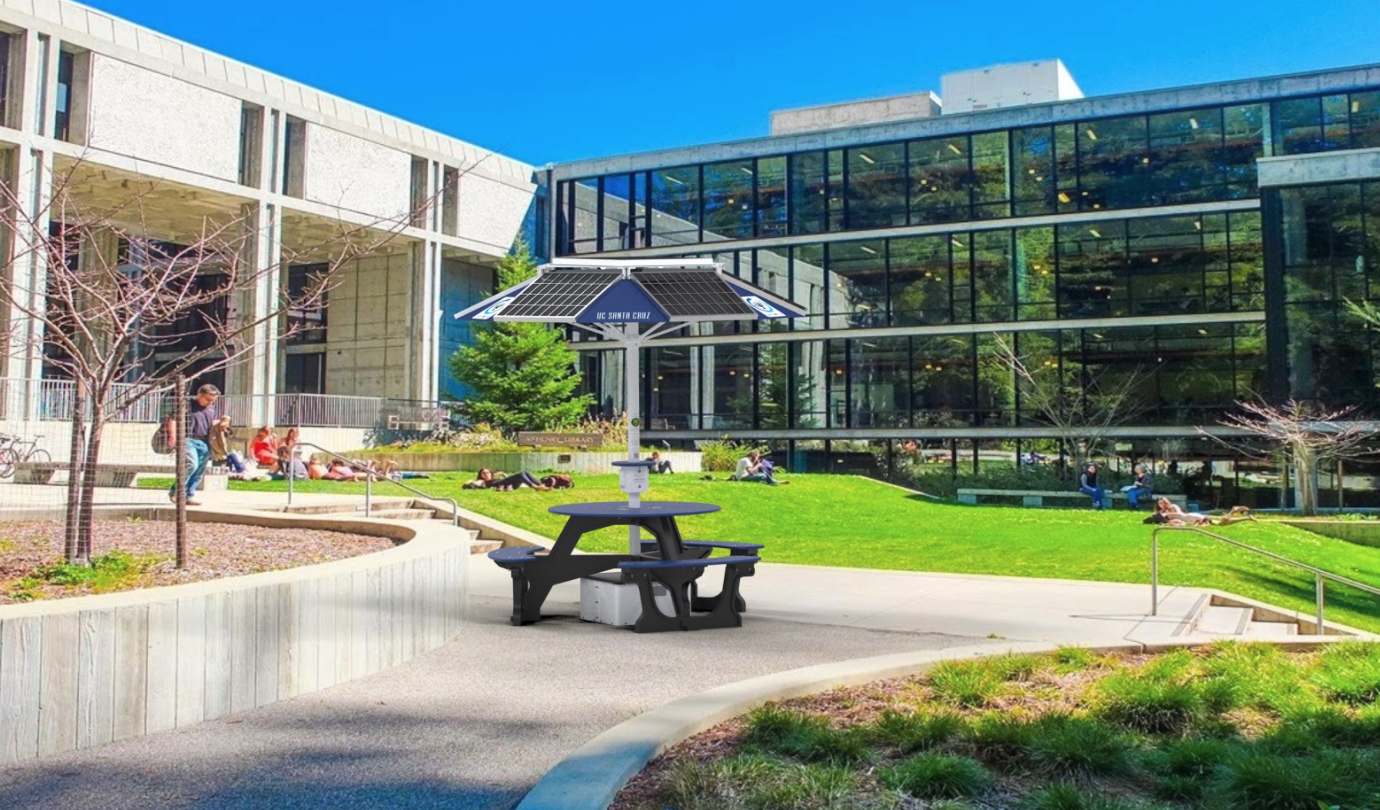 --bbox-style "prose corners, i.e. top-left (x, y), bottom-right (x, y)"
top-left (224, 451), bottom-right (246, 474)
top-left (1080, 485), bottom-right (1107, 509)
top-left (1126, 486), bottom-right (1150, 508)
top-left (170, 438), bottom-right (210, 499)
top-left (652, 460), bottom-right (673, 474)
